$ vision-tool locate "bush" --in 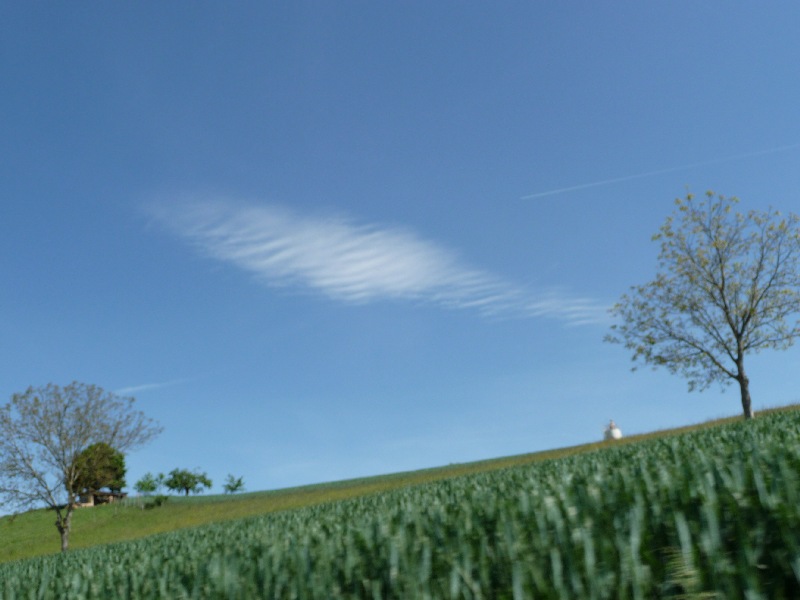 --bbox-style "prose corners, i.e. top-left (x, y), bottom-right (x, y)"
top-left (144, 495), bottom-right (169, 510)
